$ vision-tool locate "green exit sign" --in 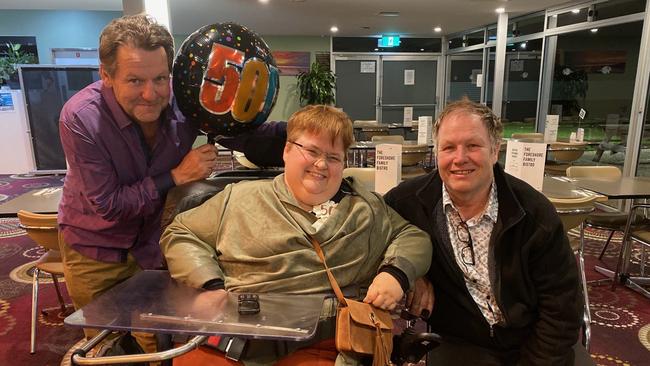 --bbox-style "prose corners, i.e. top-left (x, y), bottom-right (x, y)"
top-left (378, 36), bottom-right (401, 47)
